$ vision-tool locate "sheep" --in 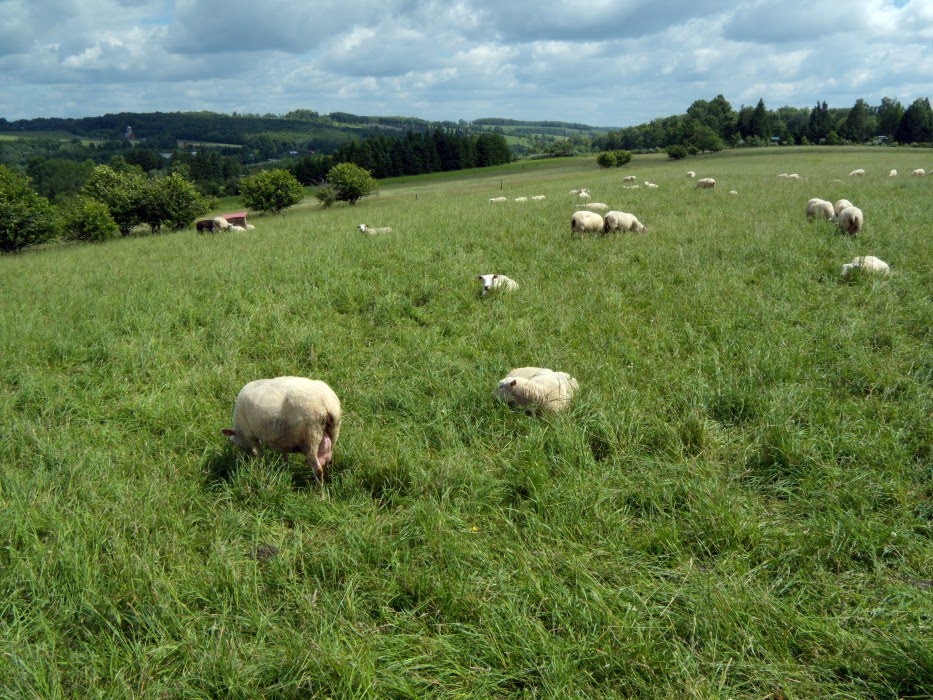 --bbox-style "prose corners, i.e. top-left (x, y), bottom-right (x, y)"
top-left (212, 216), bottom-right (231, 232)
top-left (495, 367), bottom-right (579, 414)
top-left (571, 210), bottom-right (605, 236)
top-left (686, 171), bottom-right (696, 178)
top-left (604, 210), bottom-right (647, 234)
top-left (836, 206), bottom-right (864, 236)
top-left (585, 202), bottom-right (609, 211)
top-left (531, 195), bottom-right (546, 200)
top-left (696, 178), bottom-right (716, 189)
top-left (622, 185), bottom-right (641, 189)
top-left (577, 190), bottom-right (591, 200)
top-left (478, 274), bottom-right (519, 295)
top-left (787, 173), bottom-right (802, 180)
top-left (489, 196), bottom-right (508, 203)
top-left (778, 173), bottom-right (789, 178)
top-left (245, 224), bottom-right (256, 230)
top-left (221, 376), bottom-right (341, 481)
top-left (848, 168), bottom-right (865, 177)
top-left (514, 196), bottom-right (528, 202)
top-left (806, 198), bottom-right (836, 221)
top-left (228, 224), bottom-right (246, 231)
top-left (358, 224), bottom-right (392, 235)
top-left (841, 256), bottom-right (890, 277)
top-left (623, 175), bottom-right (638, 182)
top-left (911, 168), bottom-right (926, 176)
top-left (833, 199), bottom-right (854, 217)
top-left (889, 169), bottom-right (898, 177)
top-left (728, 189), bottom-right (738, 195)
top-left (645, 182), bottom-right (659, 188)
